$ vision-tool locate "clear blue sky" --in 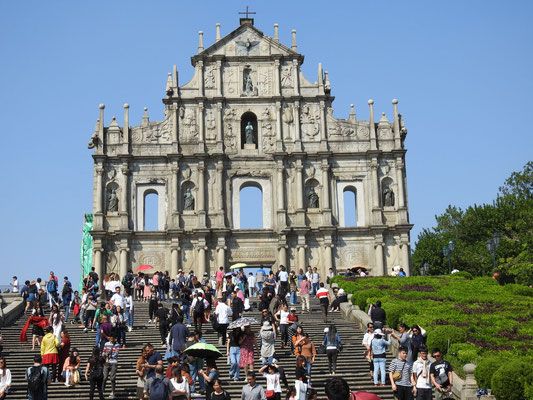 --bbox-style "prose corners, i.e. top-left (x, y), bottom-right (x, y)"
top-left (1, 1), bottom-right (532, 286)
